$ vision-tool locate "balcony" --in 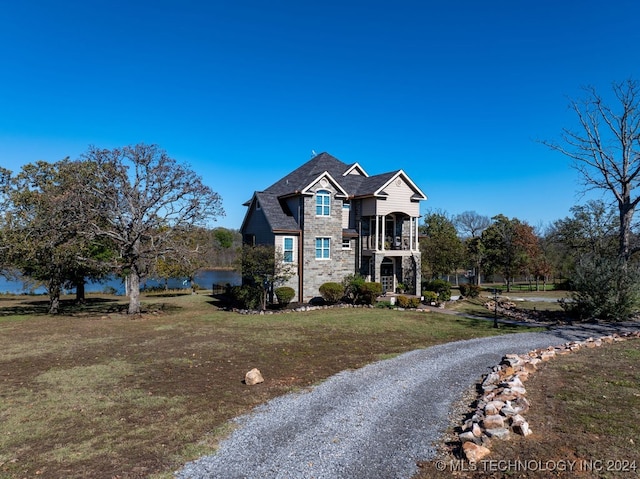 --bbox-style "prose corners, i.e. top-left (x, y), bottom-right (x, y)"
top-left (361, 234), bottom-right (414, 253)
